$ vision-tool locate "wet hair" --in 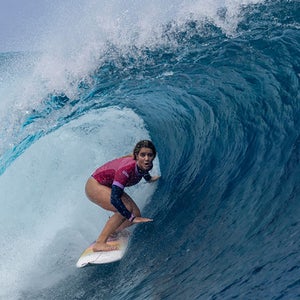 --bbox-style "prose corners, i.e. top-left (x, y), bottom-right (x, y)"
top-left (133, 140), bottom-right (157, 160)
